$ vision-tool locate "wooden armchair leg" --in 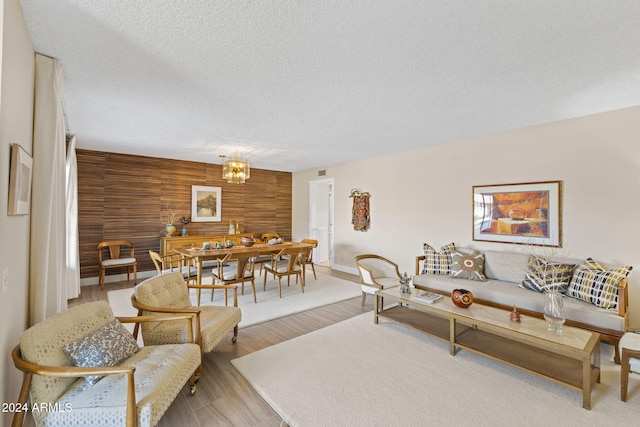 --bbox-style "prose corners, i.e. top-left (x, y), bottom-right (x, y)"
top-left (621, 350), bottom-right (630, 401)
top-left (361, 292), bottom-right (367, 306)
